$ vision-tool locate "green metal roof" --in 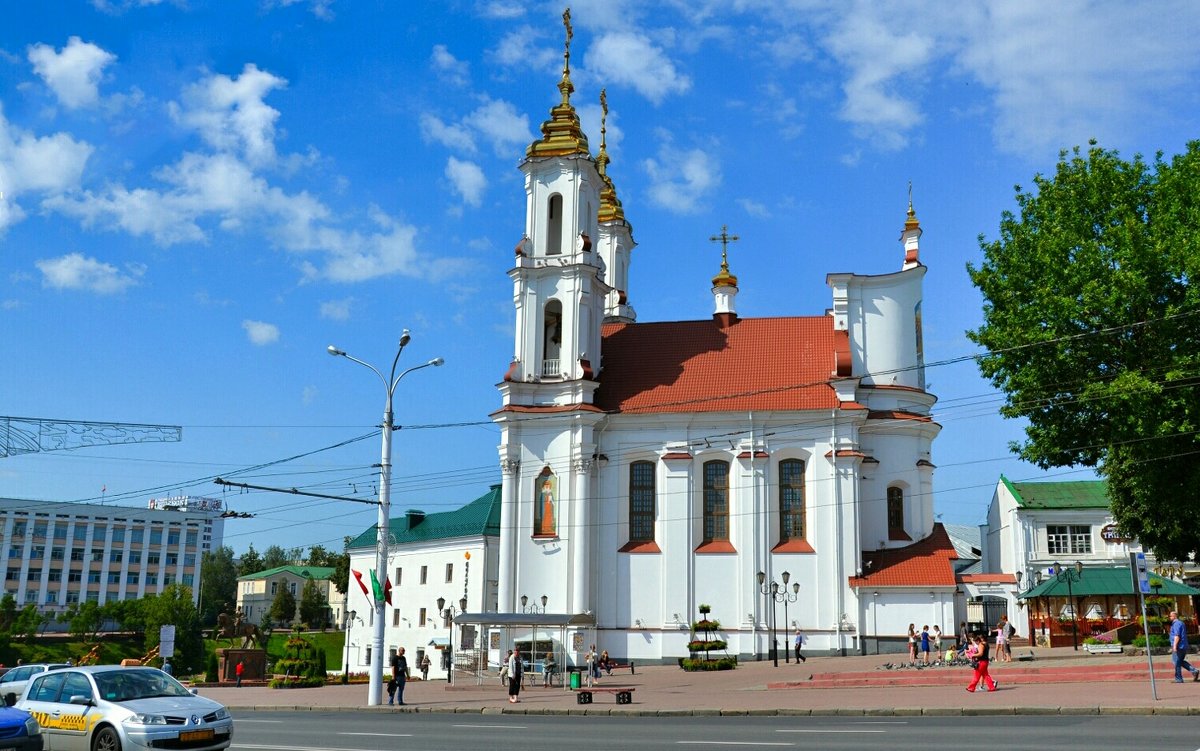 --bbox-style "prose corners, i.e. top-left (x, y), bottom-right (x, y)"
top-left (1002, 474), bottom-right (1110, 510)
top-left (238, 565), bottom-right (335, 582)
top-left (1019, 566), bottom-right (1200, 598)
top-left (347, 484), bottom-right (502, 551)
